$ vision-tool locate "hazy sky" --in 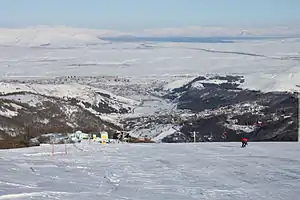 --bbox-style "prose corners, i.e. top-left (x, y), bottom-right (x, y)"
top-left (1, 0), bottom-right (299, 30)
